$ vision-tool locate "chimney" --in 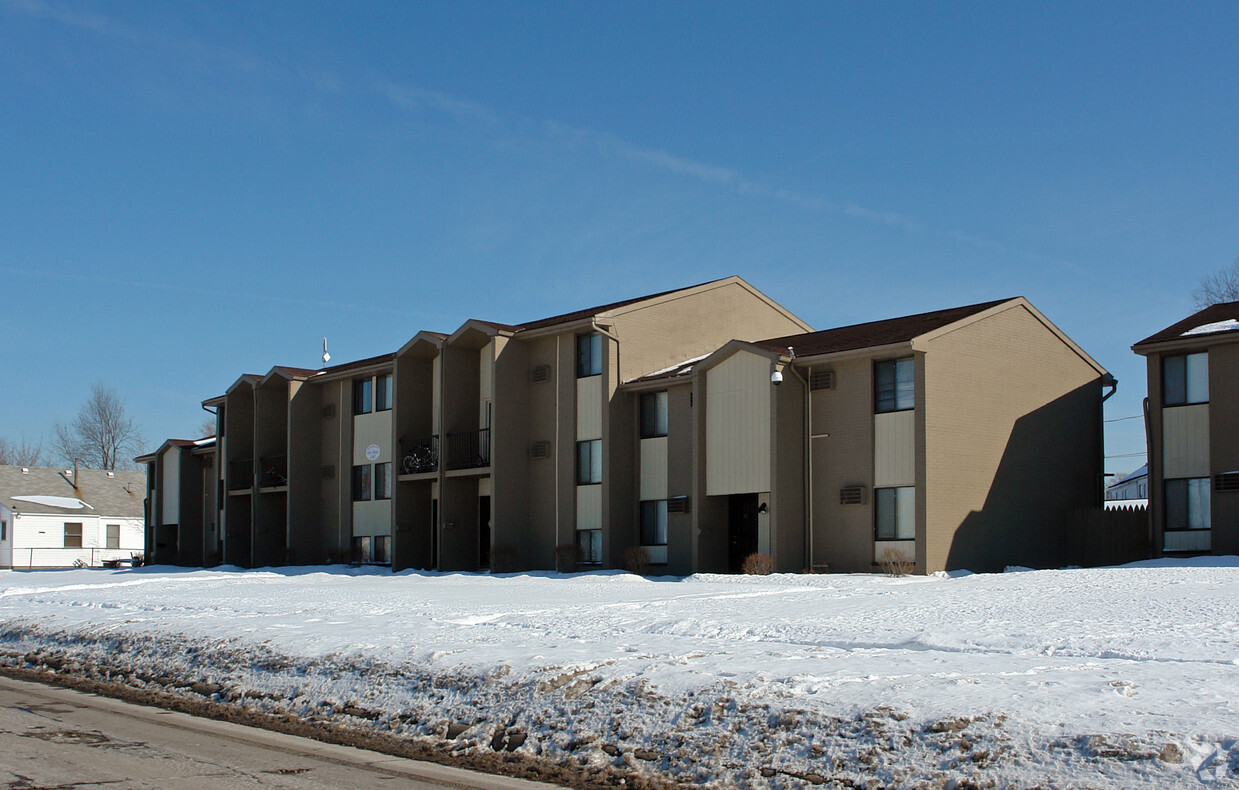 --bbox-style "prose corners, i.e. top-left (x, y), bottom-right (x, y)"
top-left (73, 458), bottom-right (79, 490)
